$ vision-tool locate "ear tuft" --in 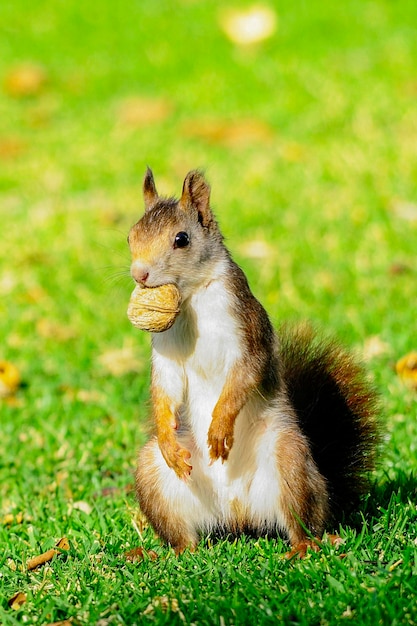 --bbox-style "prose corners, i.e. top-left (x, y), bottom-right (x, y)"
top-left (143, 167), bottom-right (159, 211)
top-left (180, 170), bottom-right (212, 226)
